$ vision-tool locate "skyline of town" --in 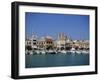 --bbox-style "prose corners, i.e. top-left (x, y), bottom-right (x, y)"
top-left (25, 32), bottom-right (89, 55)
top-left (25, 12), bottom-right (89, 40)
top-left (26, 32), bottom-right (89, 41)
